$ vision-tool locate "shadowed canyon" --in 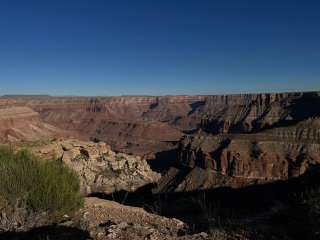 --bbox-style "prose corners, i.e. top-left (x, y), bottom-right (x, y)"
top-left (1, 91), bottom-right (320, 240)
